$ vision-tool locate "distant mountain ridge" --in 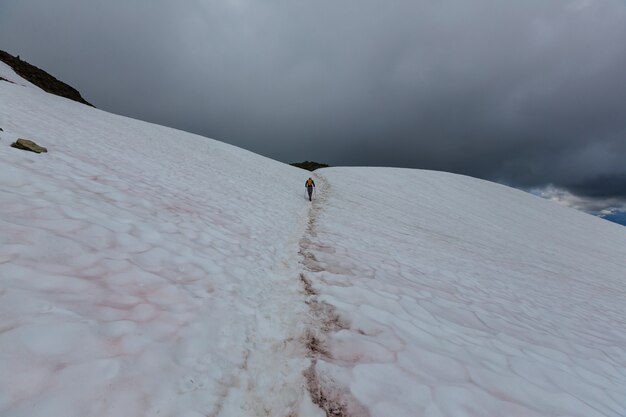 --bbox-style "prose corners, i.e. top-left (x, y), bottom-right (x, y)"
top-left (0, 49), bottom-right (93, 106)
top-left (290, 161), bottom-right (330, 171)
